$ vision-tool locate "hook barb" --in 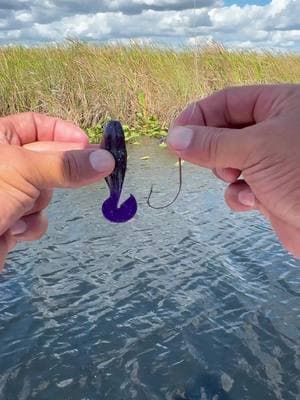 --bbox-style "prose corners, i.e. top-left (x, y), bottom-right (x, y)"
top-left (146, 158), bottom-right (183, 210)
